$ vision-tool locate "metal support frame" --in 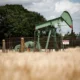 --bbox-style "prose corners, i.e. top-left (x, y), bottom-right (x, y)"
top-left (35, 27), bottom-right (58, 51)
top-left (45, 30), bottom-right (51, 50)
top-left (52, 28), bottom-right (58, 50)
top-left (36, 30), bottom-right (41, 51)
